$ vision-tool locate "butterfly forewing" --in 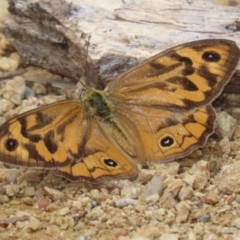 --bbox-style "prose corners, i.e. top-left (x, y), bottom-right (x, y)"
top-left (0, 100), bottom-right (87, 169)
top-left (107, 39), bottom-right (240, 110)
